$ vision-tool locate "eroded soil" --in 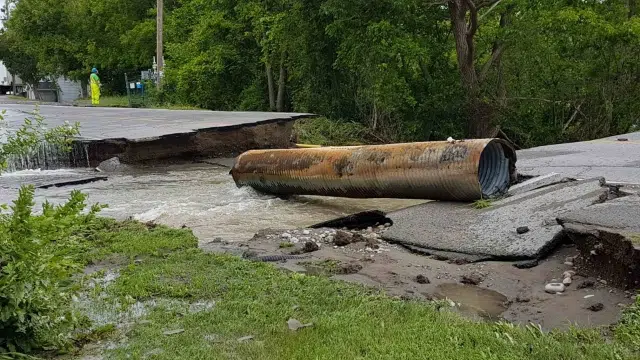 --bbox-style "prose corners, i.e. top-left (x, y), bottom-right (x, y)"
top-left (202, 226), bottom-right (635, 330)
